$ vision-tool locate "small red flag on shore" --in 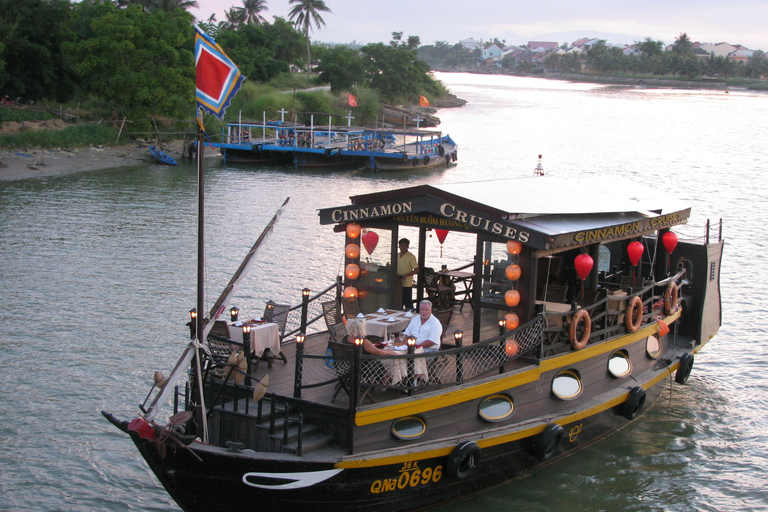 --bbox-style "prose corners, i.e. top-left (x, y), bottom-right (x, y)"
top-left (419, 95), bottom-right (430, 107)
top-left (348, 94), bottom-right (357, 107)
